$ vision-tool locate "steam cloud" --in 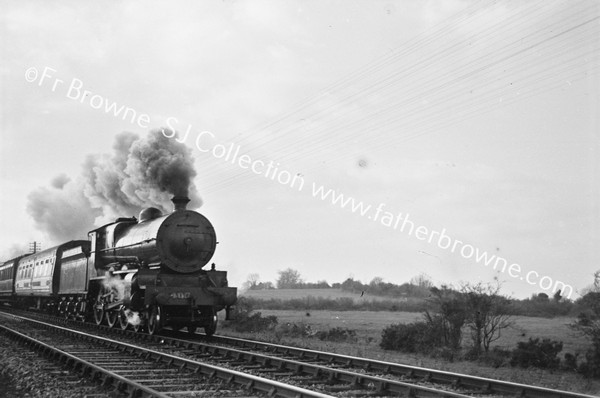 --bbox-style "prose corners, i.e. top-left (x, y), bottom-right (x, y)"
top-left (26, 129), bottom-right (201, 243)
